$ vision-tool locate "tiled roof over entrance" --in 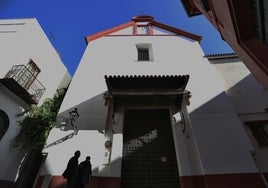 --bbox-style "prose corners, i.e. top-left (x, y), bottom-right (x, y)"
top-left (104, 75), bottom-right (189, 107)
top-left (105, 75), bottom-right (189, 93)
